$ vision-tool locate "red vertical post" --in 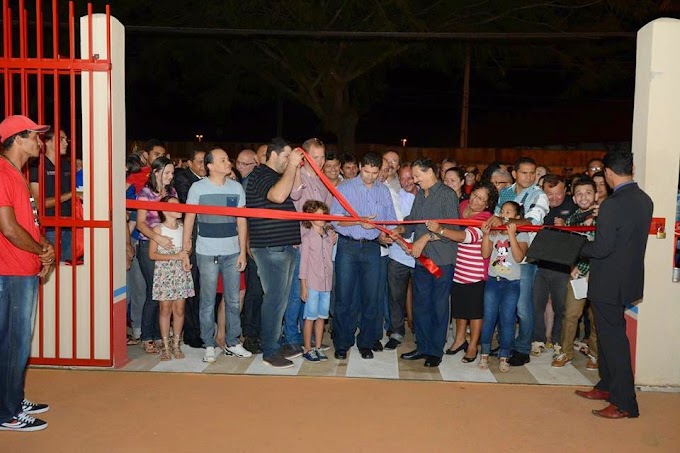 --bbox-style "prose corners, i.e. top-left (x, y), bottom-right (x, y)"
top-left (87, 2), bottom-right (95, 360)
top-left (68, 1), bottom-right (78, 359)
top-left (106, 4), bottom-right (115, 363)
